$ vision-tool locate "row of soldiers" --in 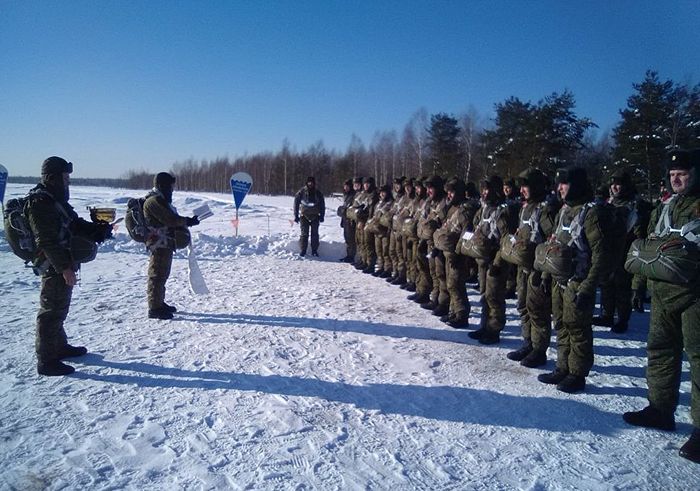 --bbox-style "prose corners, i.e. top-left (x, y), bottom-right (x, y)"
top-left (337, 149), bottom-right (700, 464)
